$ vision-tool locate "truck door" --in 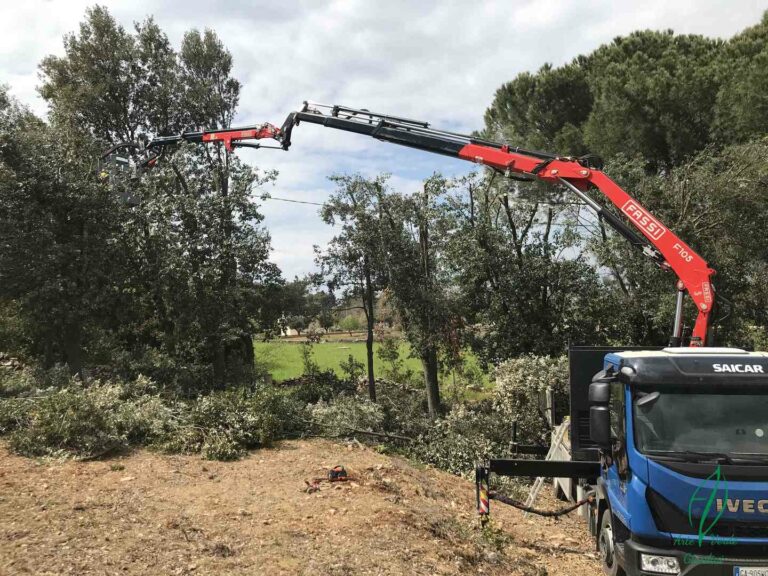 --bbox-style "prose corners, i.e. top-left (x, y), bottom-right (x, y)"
top-left (605, 382), bottom-right (630, 524)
